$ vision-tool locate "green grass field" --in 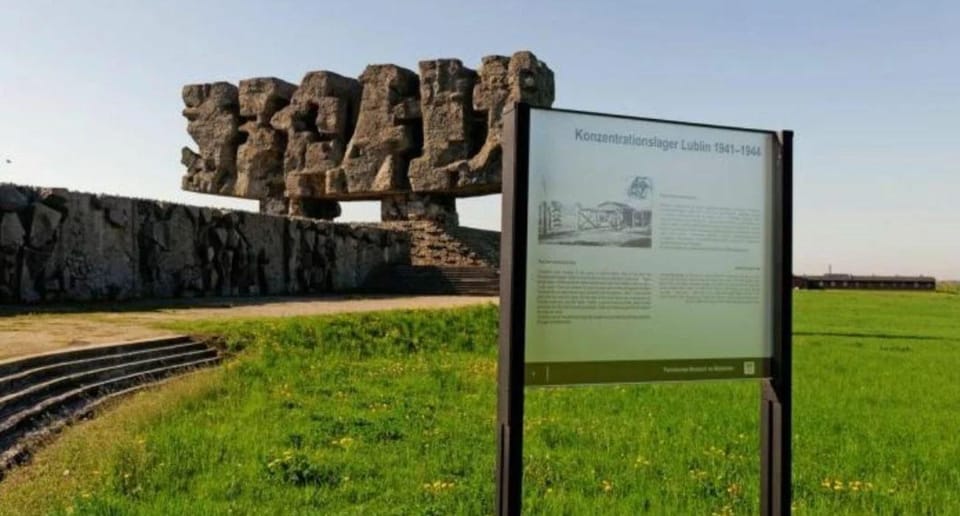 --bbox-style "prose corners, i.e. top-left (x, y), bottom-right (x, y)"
top-left (1, 290), bottom-right (959, 515)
